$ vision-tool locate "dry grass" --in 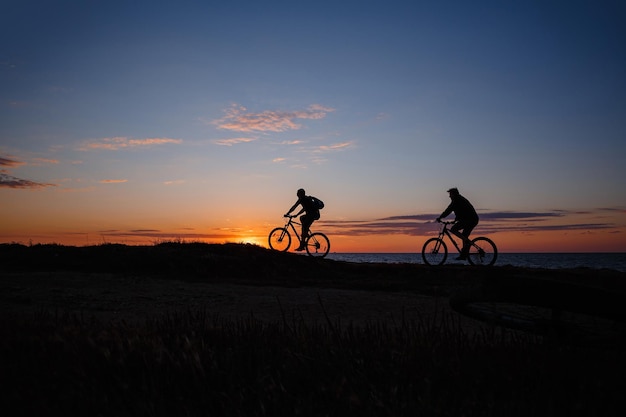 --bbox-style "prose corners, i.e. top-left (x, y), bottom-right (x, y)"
top-left (3, 309), bottom-right (625, 417)
top-left (2, 242), bottom-right (626, 416)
